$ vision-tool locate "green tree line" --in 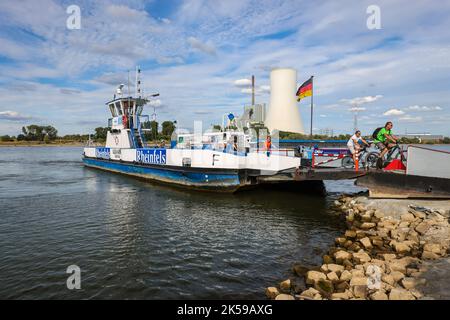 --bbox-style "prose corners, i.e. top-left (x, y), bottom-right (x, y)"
top-left (1, 123), bottom-right (449, 144)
